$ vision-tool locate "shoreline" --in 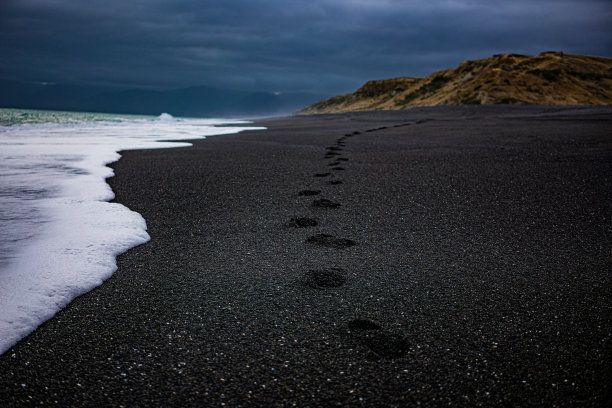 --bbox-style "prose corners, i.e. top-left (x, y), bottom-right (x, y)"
top-left (1, 106), bottom-right (610, 406)
top-left (0, 114), bottom-right (260, 356)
